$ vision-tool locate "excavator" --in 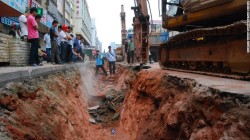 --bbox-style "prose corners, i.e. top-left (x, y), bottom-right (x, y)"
top-left (132, 0), bottom-right (249, 79)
